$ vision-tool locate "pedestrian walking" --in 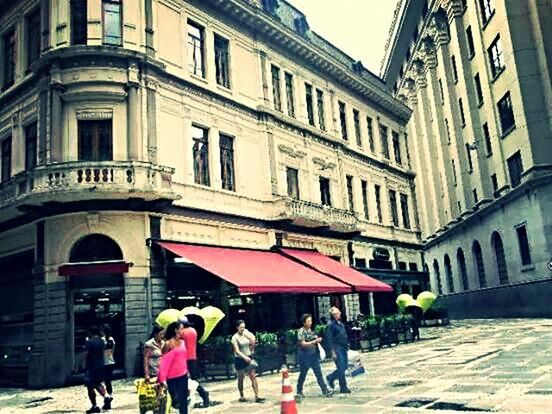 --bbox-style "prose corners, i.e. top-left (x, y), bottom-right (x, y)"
top-left (325, 307), bottom-right (351, 394)
top-left (144, 325), bottom-right (164, 382)
top-left (296, 314), bottom-right (333, 399)
top-left (180, 316), bottom-right (211, 408)
top-left (159, 321), bottom-right (189, 414)
top-left (101, 323), bottom-right (115, 409)
top-left (231, 320), bottom-right (265, 403)
top-left (84, 326), bottom-right (112, 414)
